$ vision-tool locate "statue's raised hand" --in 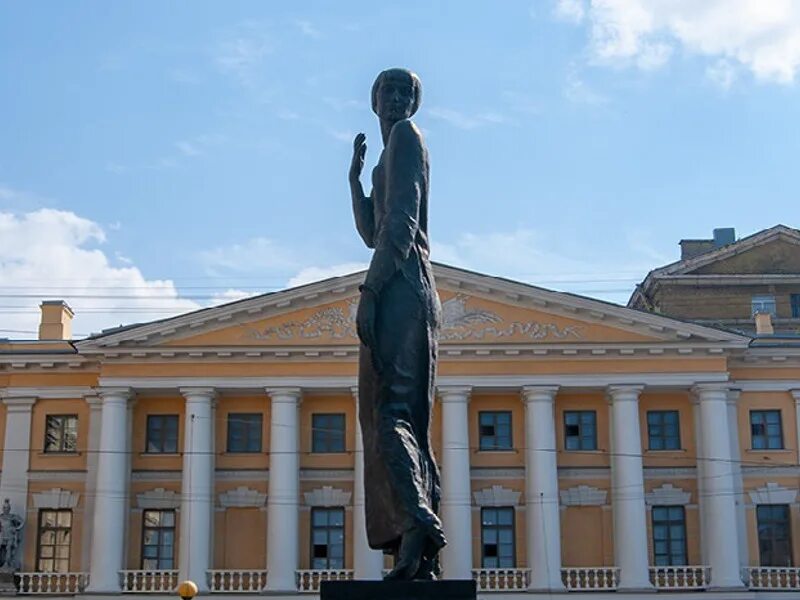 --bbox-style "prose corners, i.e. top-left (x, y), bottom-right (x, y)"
top-left (349, 133), bottom-right (367, 185)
